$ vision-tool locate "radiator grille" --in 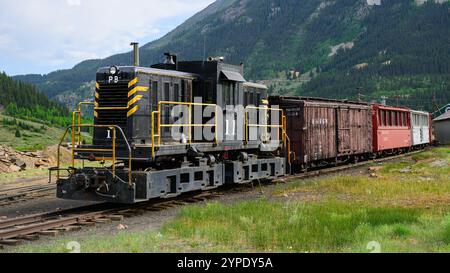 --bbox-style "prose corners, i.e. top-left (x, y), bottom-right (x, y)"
top-left (96, 83), bottom-right (128, 127)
